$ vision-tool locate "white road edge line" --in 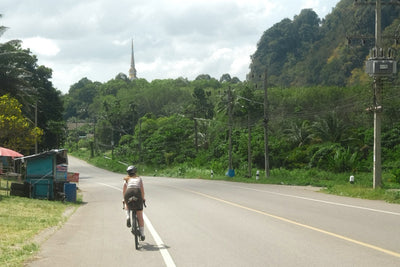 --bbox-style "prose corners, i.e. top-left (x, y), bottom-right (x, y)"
top-left (143, 214), bottom-right (176, 267)
top-left (97, 182), bottom-right (176, 267)
top-left (230, 184), bottom-right (400, 216)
